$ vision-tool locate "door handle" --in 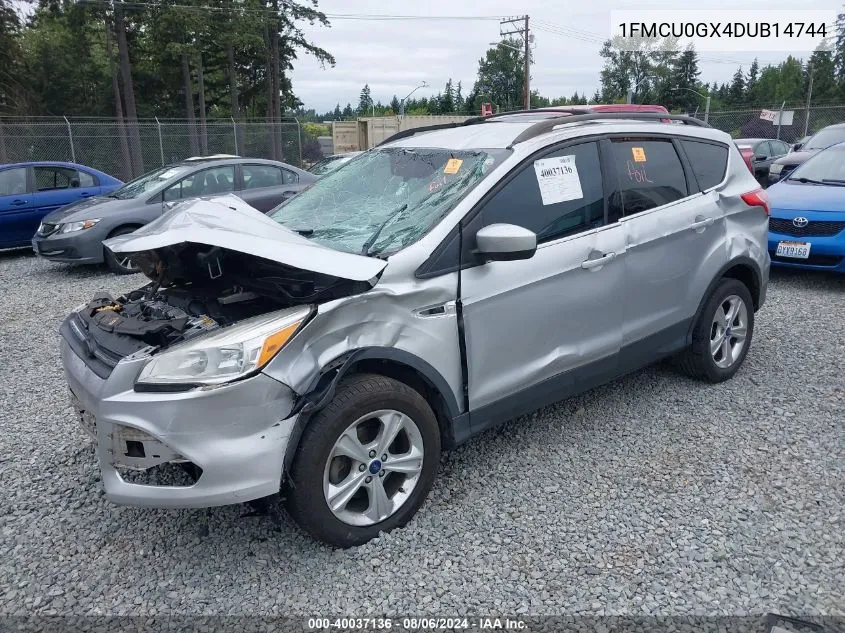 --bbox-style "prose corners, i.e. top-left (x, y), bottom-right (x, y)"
top-left (581, 252), bottom-right (616, 270)
top-left (80, 192), bottom-right (93, 198)
top-left (691, 216), bottom-right (715, 230)
top-left (10, 199), bottom-right (27, 207)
